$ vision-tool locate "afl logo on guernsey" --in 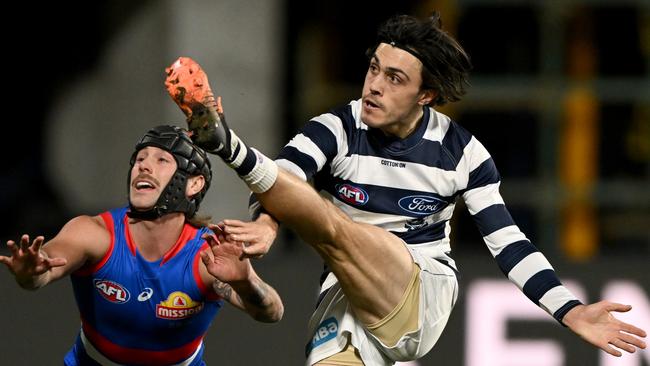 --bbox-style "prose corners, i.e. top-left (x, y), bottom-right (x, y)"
top-left (398, 195), bottom-right (446, 216)
top-left (94, 279), bottom-right (130, 304)
top-left (336, 184), bottom-right (369, 205)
